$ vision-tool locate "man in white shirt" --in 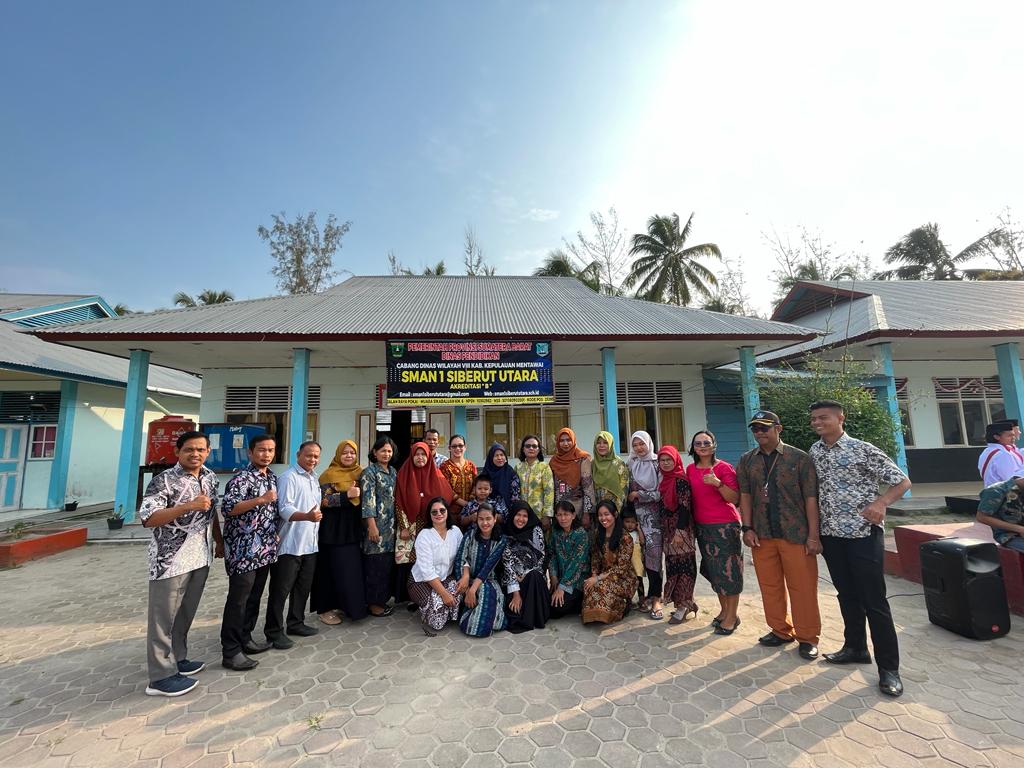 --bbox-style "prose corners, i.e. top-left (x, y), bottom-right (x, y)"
top-left (264, 441), bottom-right (323, 649)
top-left (978, 420), bottom-right (1024, 486)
